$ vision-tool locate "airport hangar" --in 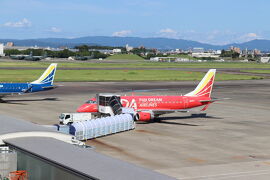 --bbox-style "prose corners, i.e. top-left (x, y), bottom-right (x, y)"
top-left (0, 115), bottom-right (175, 180)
